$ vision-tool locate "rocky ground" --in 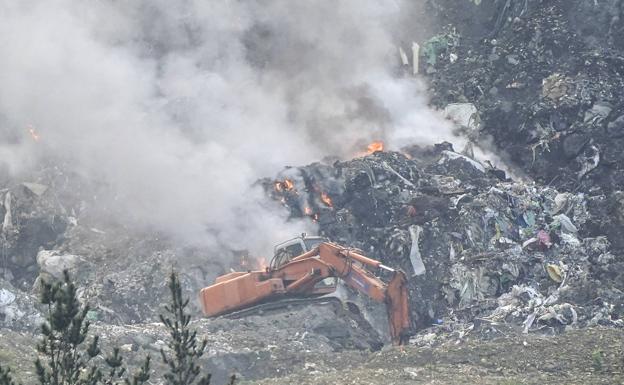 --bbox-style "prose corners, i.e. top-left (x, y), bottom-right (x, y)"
top-left (2, 1), bottom-right (624, 384)
top-left (2, 313), bottom-right (621, 385)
